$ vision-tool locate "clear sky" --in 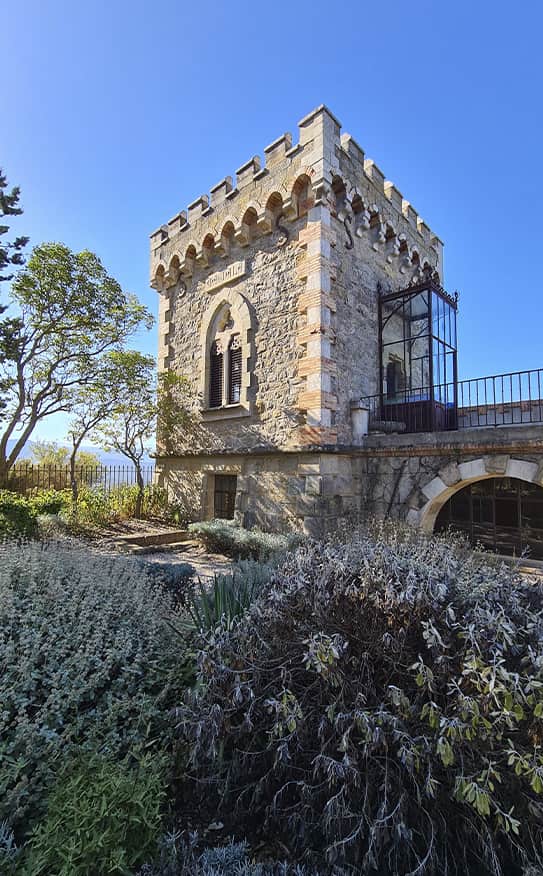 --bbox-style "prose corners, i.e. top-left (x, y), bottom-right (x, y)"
top-left (3, 0), bottom-right (542, 442)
